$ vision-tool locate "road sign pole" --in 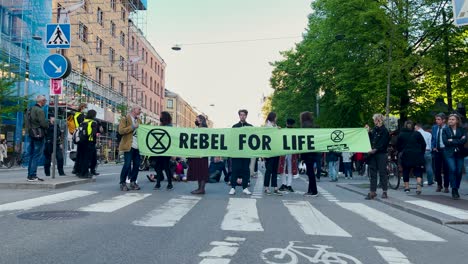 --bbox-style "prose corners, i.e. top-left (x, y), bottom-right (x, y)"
top-left (51, 95), bottom-right (58, 179)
